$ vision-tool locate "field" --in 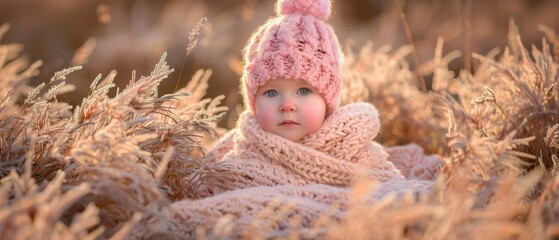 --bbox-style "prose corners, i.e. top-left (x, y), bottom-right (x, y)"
top-left (1, 0), bottom-right (559, 239)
